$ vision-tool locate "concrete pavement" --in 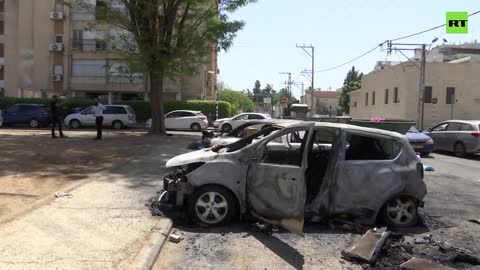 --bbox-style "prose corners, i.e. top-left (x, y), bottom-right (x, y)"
top-left (0, 134), bottom-right (193, 270)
